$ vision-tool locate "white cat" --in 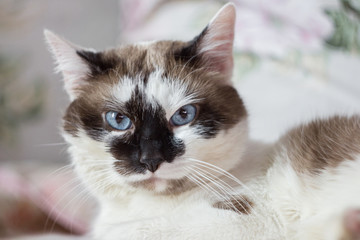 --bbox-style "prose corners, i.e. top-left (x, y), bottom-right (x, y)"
top-left (45, 3), bottom-right (360, 240)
